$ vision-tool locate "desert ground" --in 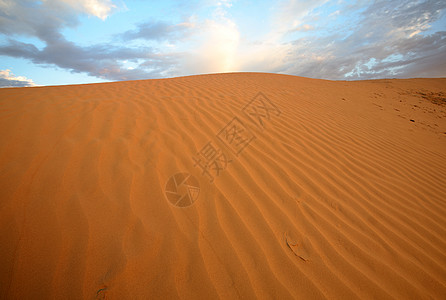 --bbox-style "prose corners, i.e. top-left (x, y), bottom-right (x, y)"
top-left (0, 73), bottom-right (445, 299)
